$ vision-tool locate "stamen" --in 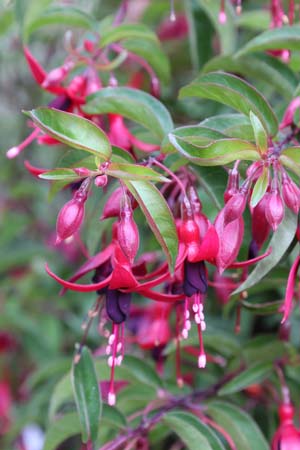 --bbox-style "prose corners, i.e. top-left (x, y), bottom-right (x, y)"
top-left (170, 0), bottom-right (176, 22)
top-left (6, 128), bottom-right (40, 159)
